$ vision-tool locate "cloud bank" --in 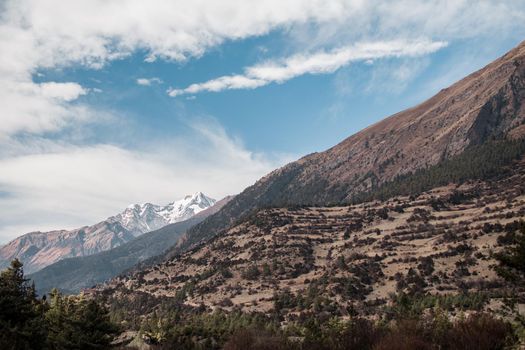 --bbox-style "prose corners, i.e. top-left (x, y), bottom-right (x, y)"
top-left (2, 0), bottom-right (523, 137)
